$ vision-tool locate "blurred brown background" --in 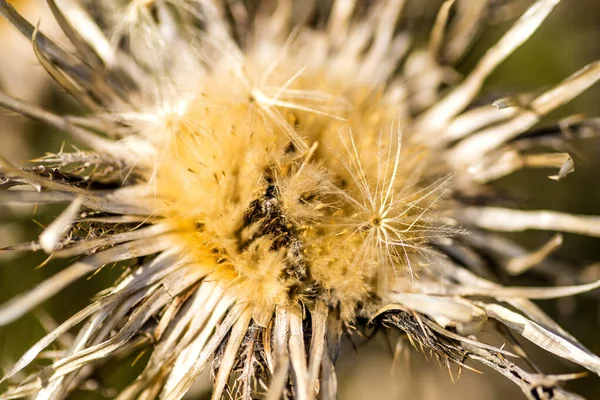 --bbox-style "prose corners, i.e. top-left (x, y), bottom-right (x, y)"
top-left (1, 0), bottom-right (600, 399)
